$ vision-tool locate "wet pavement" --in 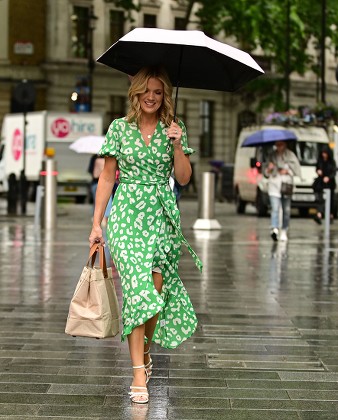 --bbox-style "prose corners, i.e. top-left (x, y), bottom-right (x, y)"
top-left (1, 197), bottom-right (338, 419)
